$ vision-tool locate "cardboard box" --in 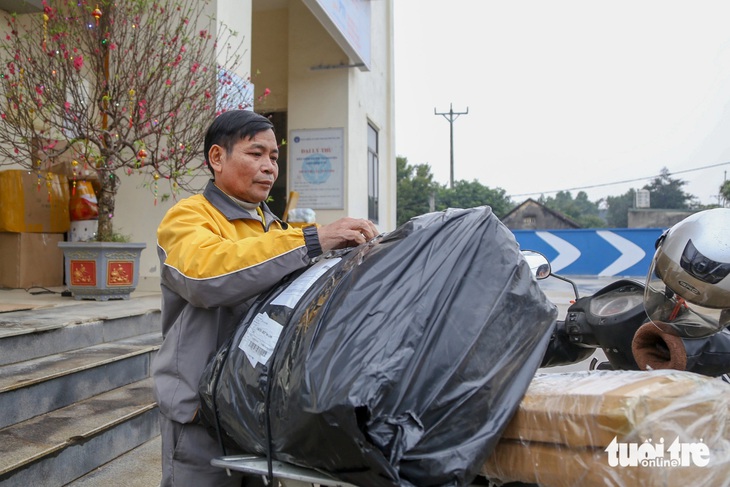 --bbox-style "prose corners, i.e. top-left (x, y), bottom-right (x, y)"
top-left (33, 137), bottom-right (101, 190)
top-left (482, 370), bottom-right (730, 487)
top-left (0, 232), bottom-right (65, 289)
top-left (0, 169), bottom-right (70, 233)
